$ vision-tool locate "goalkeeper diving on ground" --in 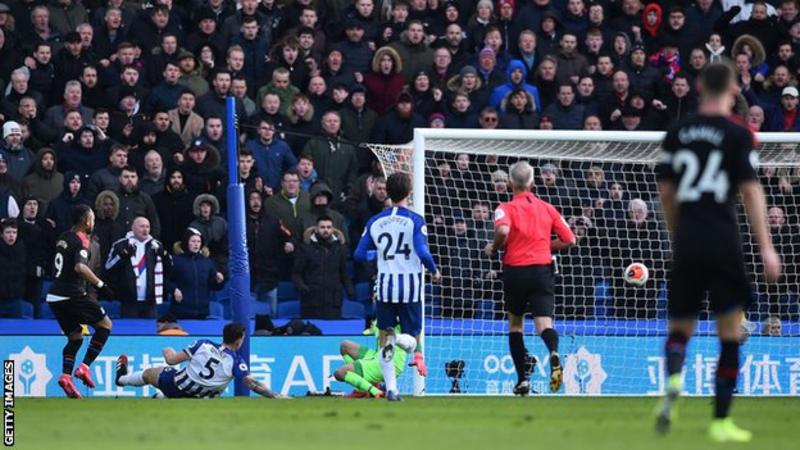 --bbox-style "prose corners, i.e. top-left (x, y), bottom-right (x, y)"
top-left (334, 326), bottom-right (415, 398)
